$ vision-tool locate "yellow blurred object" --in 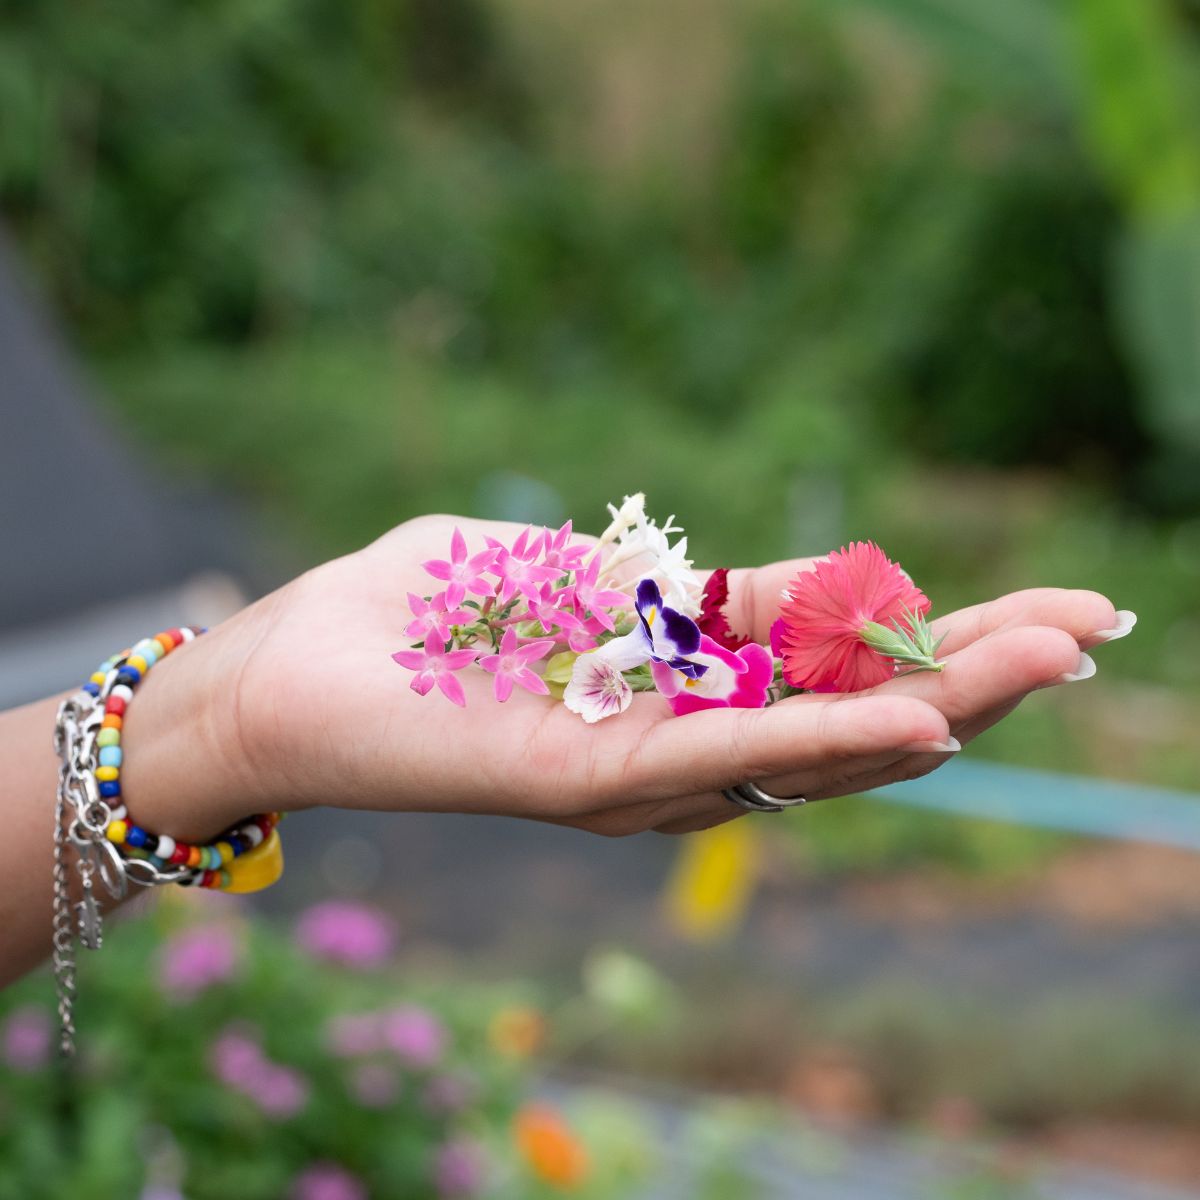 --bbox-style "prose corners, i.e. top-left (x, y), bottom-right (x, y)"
top-left (488, 1005), bottom-right (546, 1059)
top-left (514, 1104), bottom-right (590, 1189)
top-left (222, 829), bottom-right (284, 893)
top-left (664, 820), bottom-right (759, 940)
